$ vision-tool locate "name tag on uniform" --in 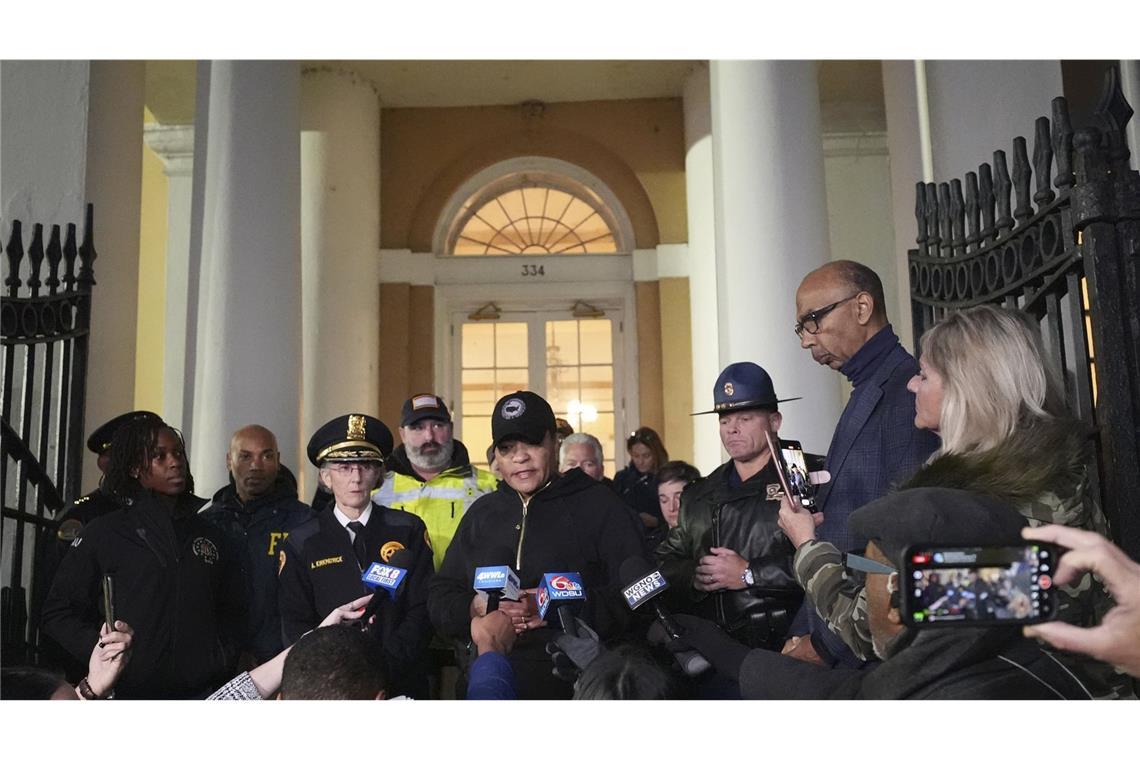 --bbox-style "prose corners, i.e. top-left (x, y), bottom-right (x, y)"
top-left (311, 555), bottom-right (344, 569)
